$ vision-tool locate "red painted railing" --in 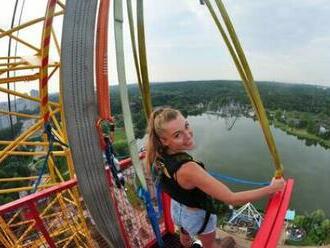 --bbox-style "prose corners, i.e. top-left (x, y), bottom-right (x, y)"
top-left (251, 179), bottom-right (294, 248)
